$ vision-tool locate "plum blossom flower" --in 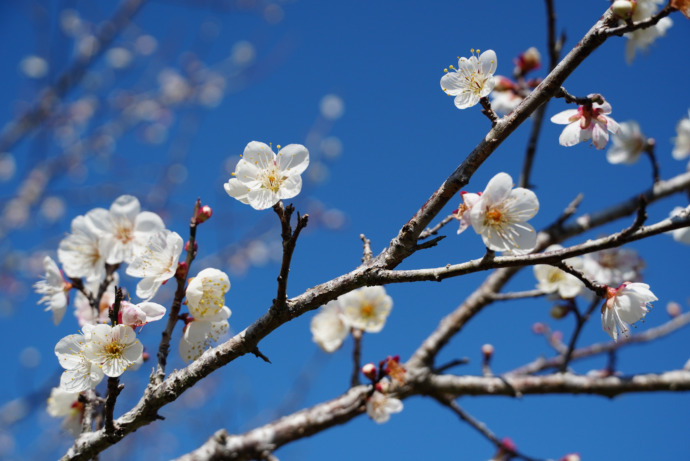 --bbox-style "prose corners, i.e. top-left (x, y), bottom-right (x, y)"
top-left (58, 211), bottom-right (108, 282)
top-left (179, 268), bottom-right (232, 363)
top-left (119, 300), bottom-right (166, 327)
top-left (339, 286), bottom-right (393, 333)
top-left (82, 324), bottom-right (143, 377)
top-left (622, 0), bottom-right (672, 64)
top-left (533, 245), bottom-right (584, 298)
top-left (55, 325), bottom-right (105, 392)
top-left (366, 388), bottom-right (403, 423)
top-left (225, 141), bottom-right (310, 210)
top-left (126, 229), bottom-right (183, 300)
top-left (469, 172), bottom-right (539, 253)
top-left (672, 110), bottom-right (690, 160)
top-left (551, 96), bottom-right (620, 150)
top-left (453, 191), bottom-right (481, 235)
top-left (441, 49), bottom-right (497, 109)
top-left (583, 248), bottom-right (644, 286)
top-left (87, 195), bottom-right (165, 264)
top-left (607, 121), bottom-right (647, 164)
top-left (310, 300), bottom-right (350, 352)
top-left (601, 282), bottom-right (657, 341)
top-left (34, 256), bottom-right (70, 325)
top-left (74, 275), bottom-right (117, 326)
top-left (47, 387), bottom-right (83, 436)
